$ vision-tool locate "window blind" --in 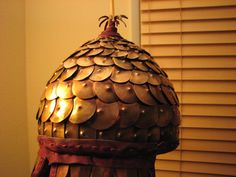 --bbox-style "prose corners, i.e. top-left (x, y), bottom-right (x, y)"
top-left (140, 0), bottom-right (236, 177)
